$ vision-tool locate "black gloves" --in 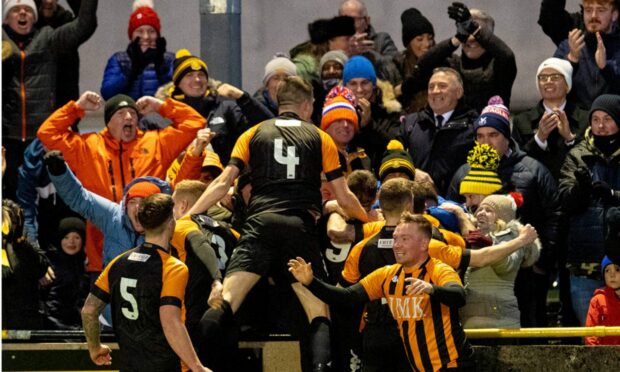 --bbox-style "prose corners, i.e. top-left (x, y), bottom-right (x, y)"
top-left (574, 167), bottom-right (592, 195)
top-left (127, 37), bottom-right (147, 79)
top-left (448, 2), bottom-right (479, 43)
top-left (592, 181), bottom-right (619, 204)
top-left (43, 150), bottom-right (67, 176)
top-left (152, 37), bottom-right (168, 75)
